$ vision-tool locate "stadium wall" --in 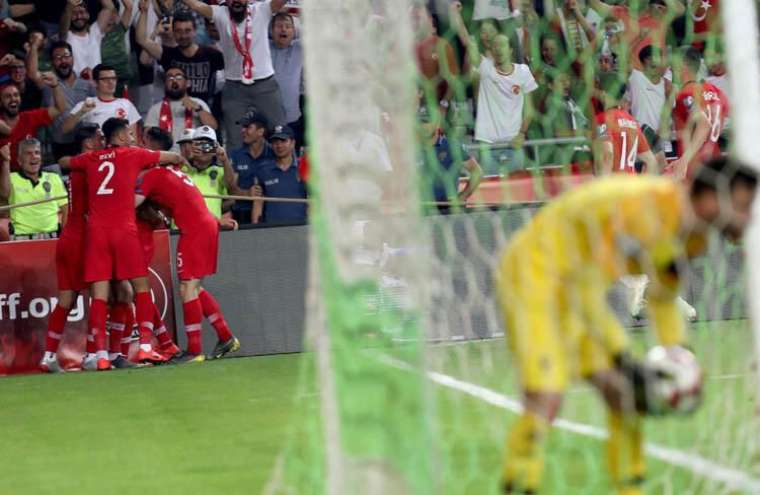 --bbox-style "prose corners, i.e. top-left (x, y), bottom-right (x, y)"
top-left (176, 207), bottom-right (747, 358)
